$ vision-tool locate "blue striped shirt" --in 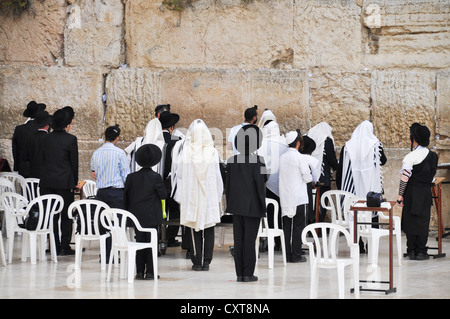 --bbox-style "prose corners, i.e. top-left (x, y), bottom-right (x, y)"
top-left (90, 142), bottom-right (130, 189)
